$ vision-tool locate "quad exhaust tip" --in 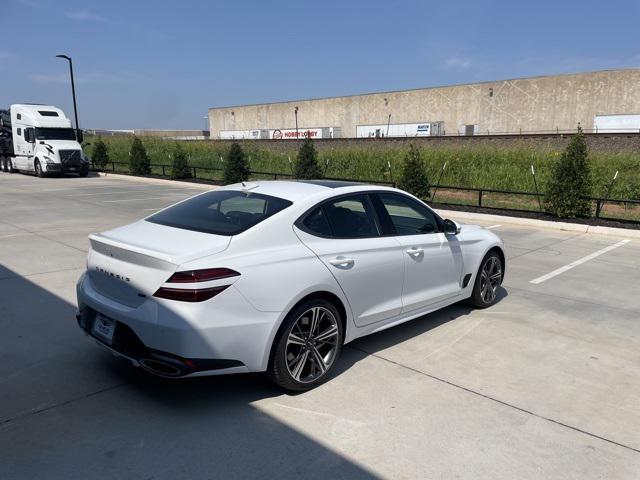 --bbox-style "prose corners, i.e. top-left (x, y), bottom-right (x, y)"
top-left (139, 358), bottom-right (182, 377)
